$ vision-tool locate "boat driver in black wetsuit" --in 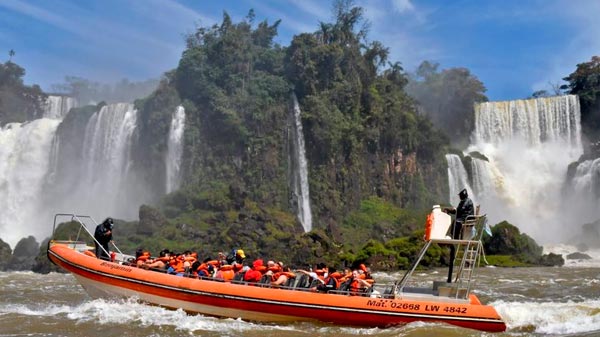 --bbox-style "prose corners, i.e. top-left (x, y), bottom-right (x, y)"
top-left (94, 217), bottom-right (114, 260)
top-left (443, 188), bottom-right (474, 283)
